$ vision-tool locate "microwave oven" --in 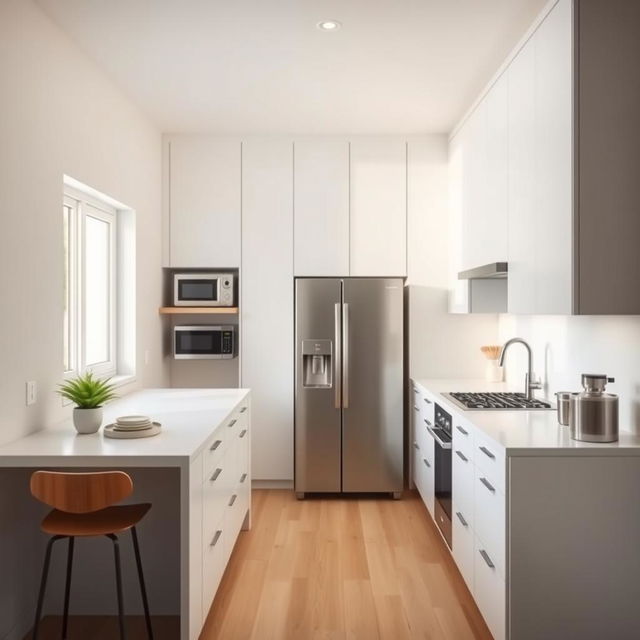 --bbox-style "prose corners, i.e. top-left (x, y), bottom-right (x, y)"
top-left (173, 325), bottom-right (236, 359)
top-left (173, 272), bottom-right (234, 307)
